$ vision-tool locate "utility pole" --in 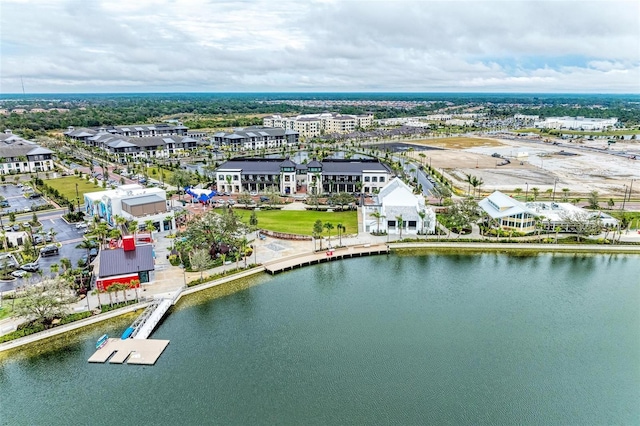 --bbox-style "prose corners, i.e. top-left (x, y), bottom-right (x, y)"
top-left (552, 178), bottom-right (558, 201)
